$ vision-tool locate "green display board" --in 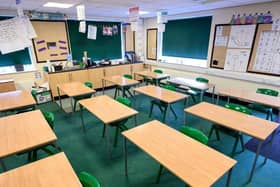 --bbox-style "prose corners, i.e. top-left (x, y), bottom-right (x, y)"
top-left (67, 20), bottom-right (122, 61)
top-left (0, 16), bottom-right (32, 67)
top-left (162, 16), bottom-right (212, 60)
